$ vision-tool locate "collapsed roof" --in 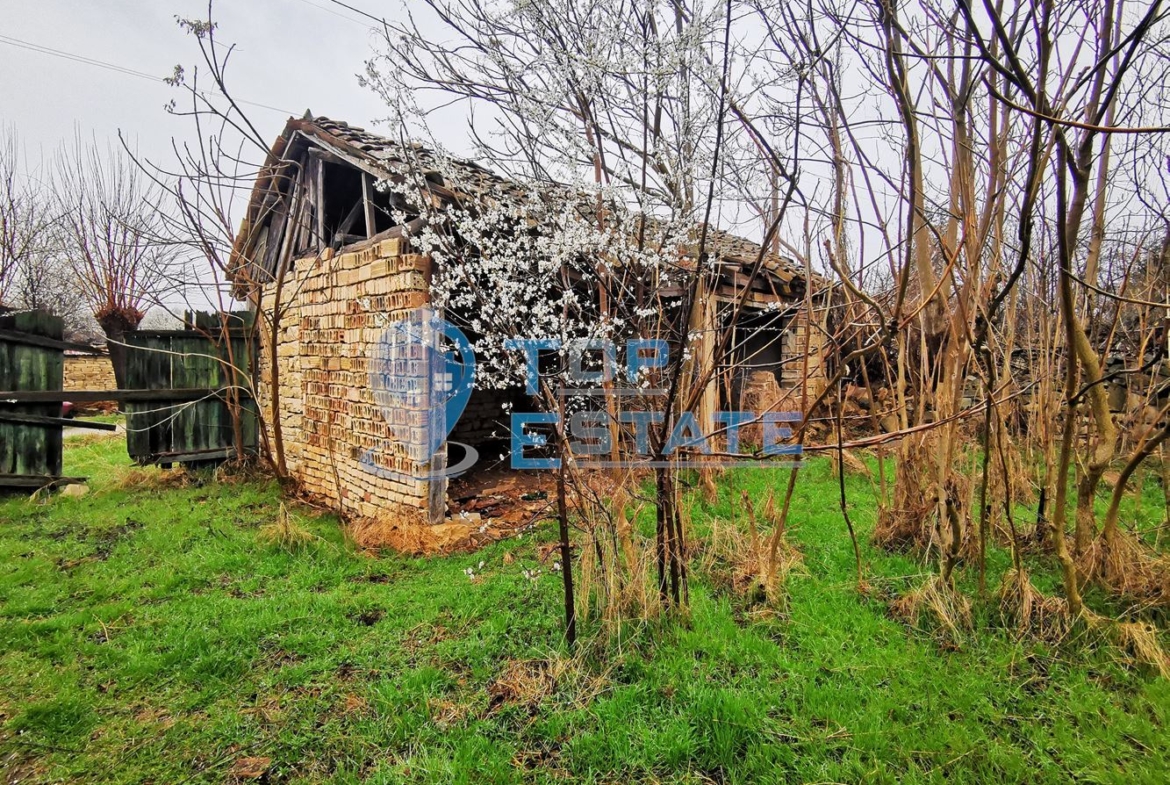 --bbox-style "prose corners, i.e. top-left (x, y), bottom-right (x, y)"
top-left (229, 115), bottom-right (826, 305)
